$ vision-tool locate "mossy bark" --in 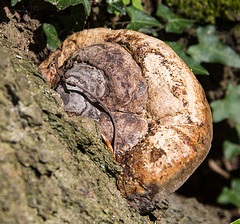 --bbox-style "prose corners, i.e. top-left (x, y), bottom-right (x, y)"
top-left (164, 0), bottom-right (240, 24)
top-left (0, 39), bottom-right (230, 223)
